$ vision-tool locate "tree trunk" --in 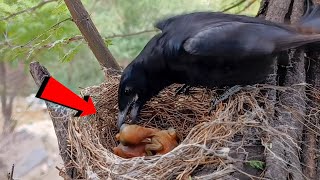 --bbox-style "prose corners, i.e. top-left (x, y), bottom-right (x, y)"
top-left (0, 62), bottom-right (20, 134)
top-left (0, 61), bottom-right (10, 134)
top-left (29, 62), bottom-right (76, 178)
top-left (304, 31), bottom-right (320, 180)
top-left (254, 0), bottom-right (320, 179)
top-left (63, 0), bottom-right (121, 72)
